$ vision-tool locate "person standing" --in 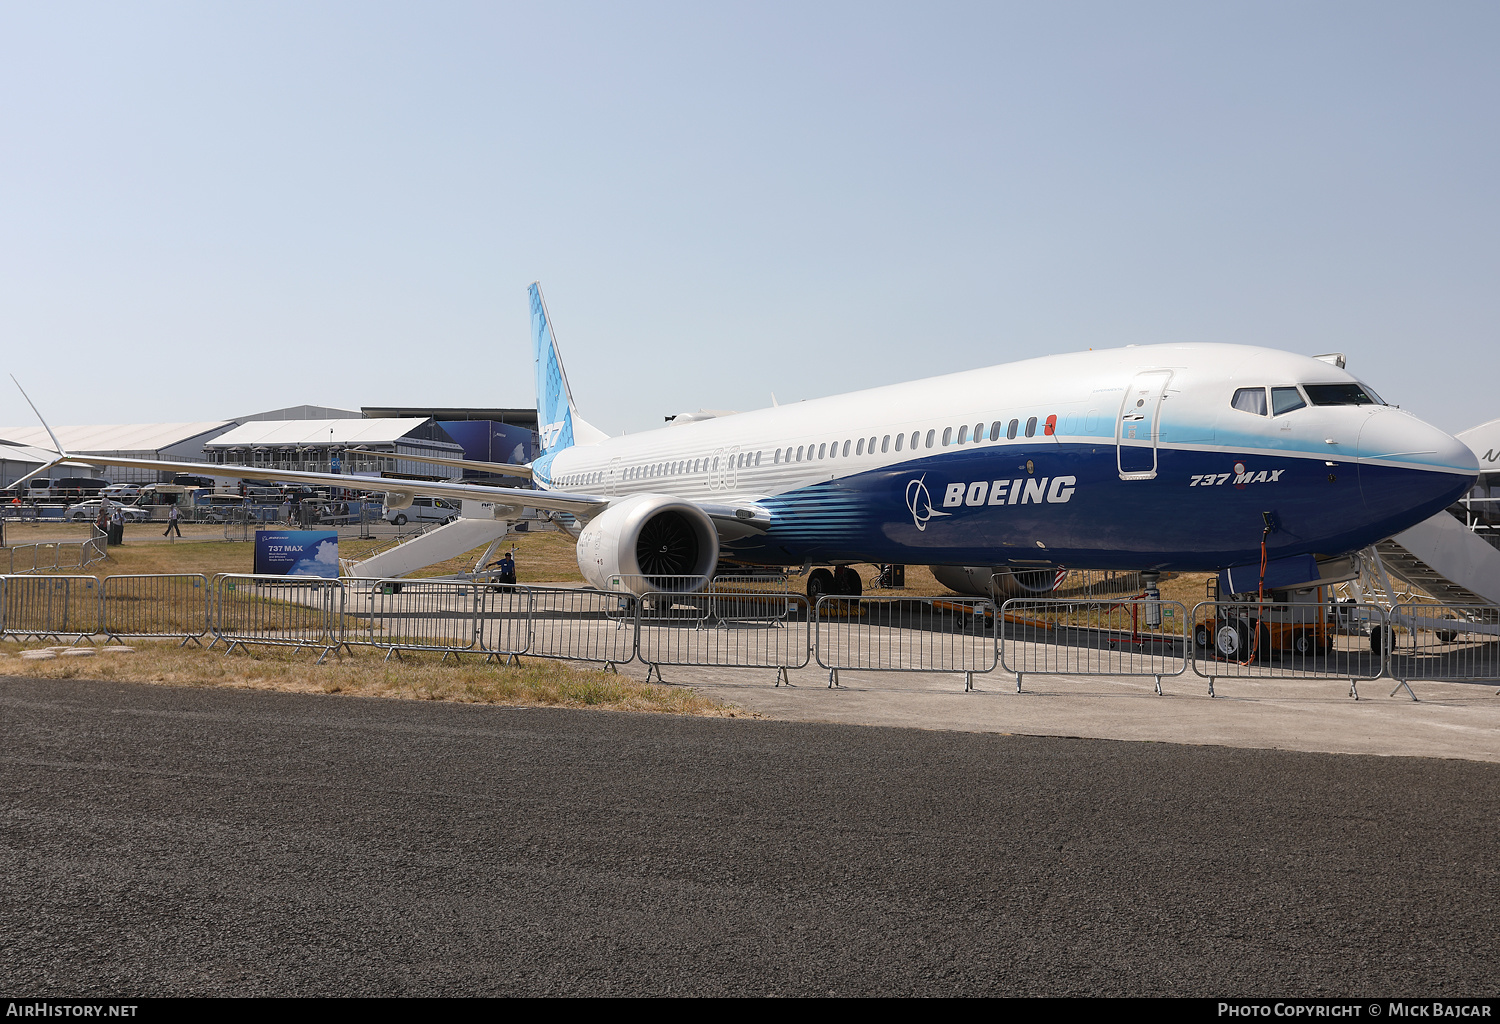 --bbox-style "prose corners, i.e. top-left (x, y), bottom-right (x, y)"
top-left (163, 503), bottom-right (182, 539)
